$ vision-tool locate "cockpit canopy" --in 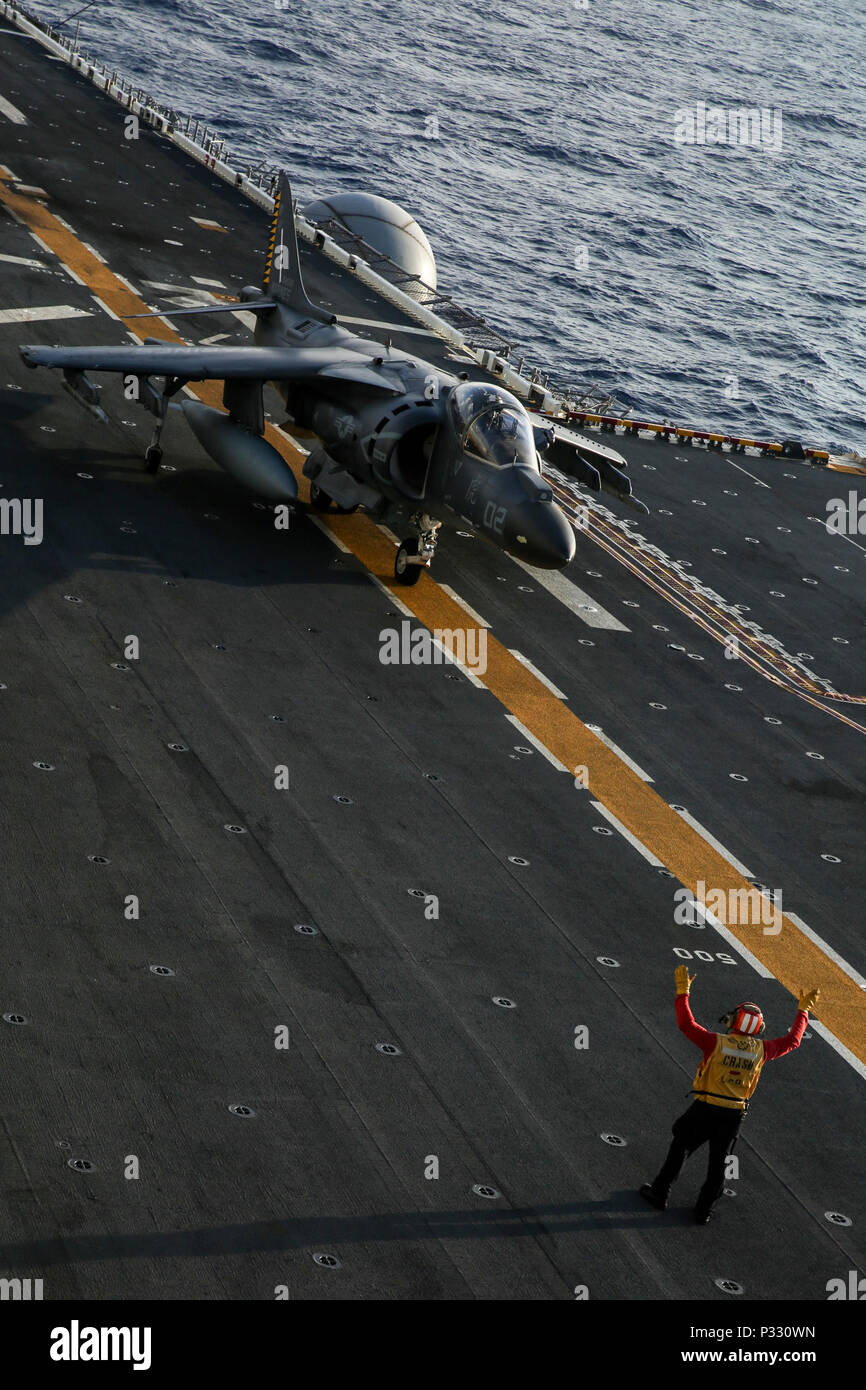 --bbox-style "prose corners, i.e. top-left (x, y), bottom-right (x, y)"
top-left (447, 383), bottom-right (538, 469)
